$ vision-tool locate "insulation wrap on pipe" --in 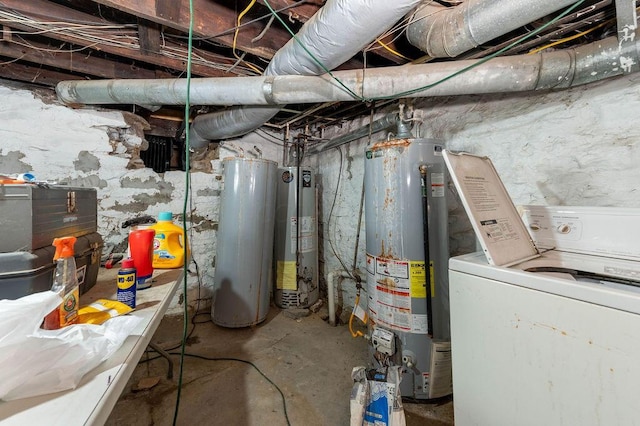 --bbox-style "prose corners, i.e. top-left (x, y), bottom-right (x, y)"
top-left (406, 0), bottom-right (581, 58)
top-left (185, 0), bottom-right (423, 146)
